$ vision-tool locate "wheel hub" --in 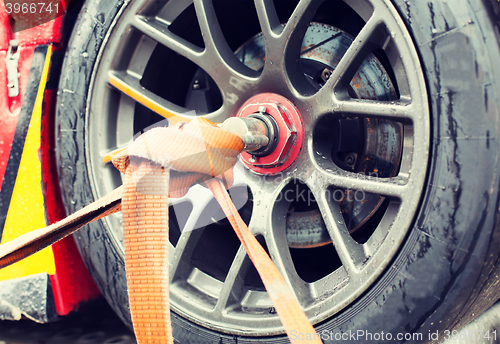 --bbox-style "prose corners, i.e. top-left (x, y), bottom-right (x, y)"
top-left (237, 93), bottom-right (304, 174)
